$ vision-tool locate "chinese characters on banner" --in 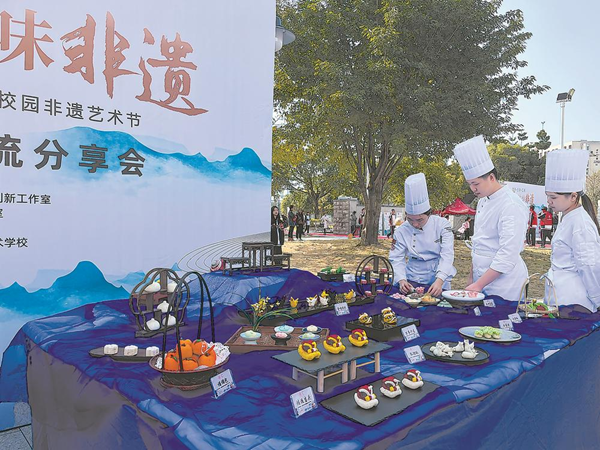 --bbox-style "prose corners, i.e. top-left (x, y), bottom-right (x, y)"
top-left (0, 8), bottom-right (207, 117)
